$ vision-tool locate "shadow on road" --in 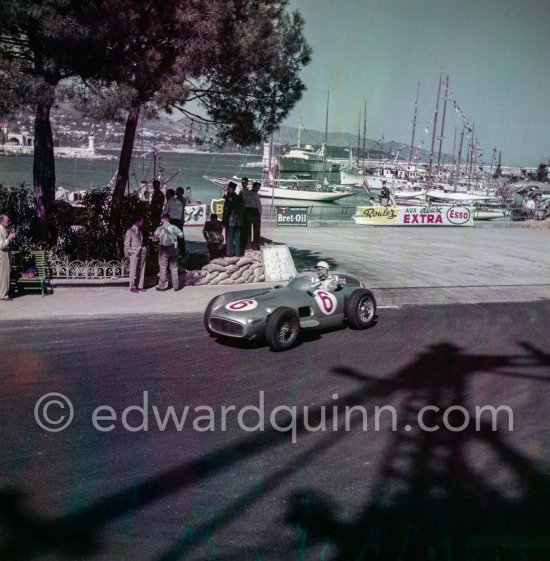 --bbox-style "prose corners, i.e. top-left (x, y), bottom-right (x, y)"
top-left (1, 342), bottom-right (549, 560)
